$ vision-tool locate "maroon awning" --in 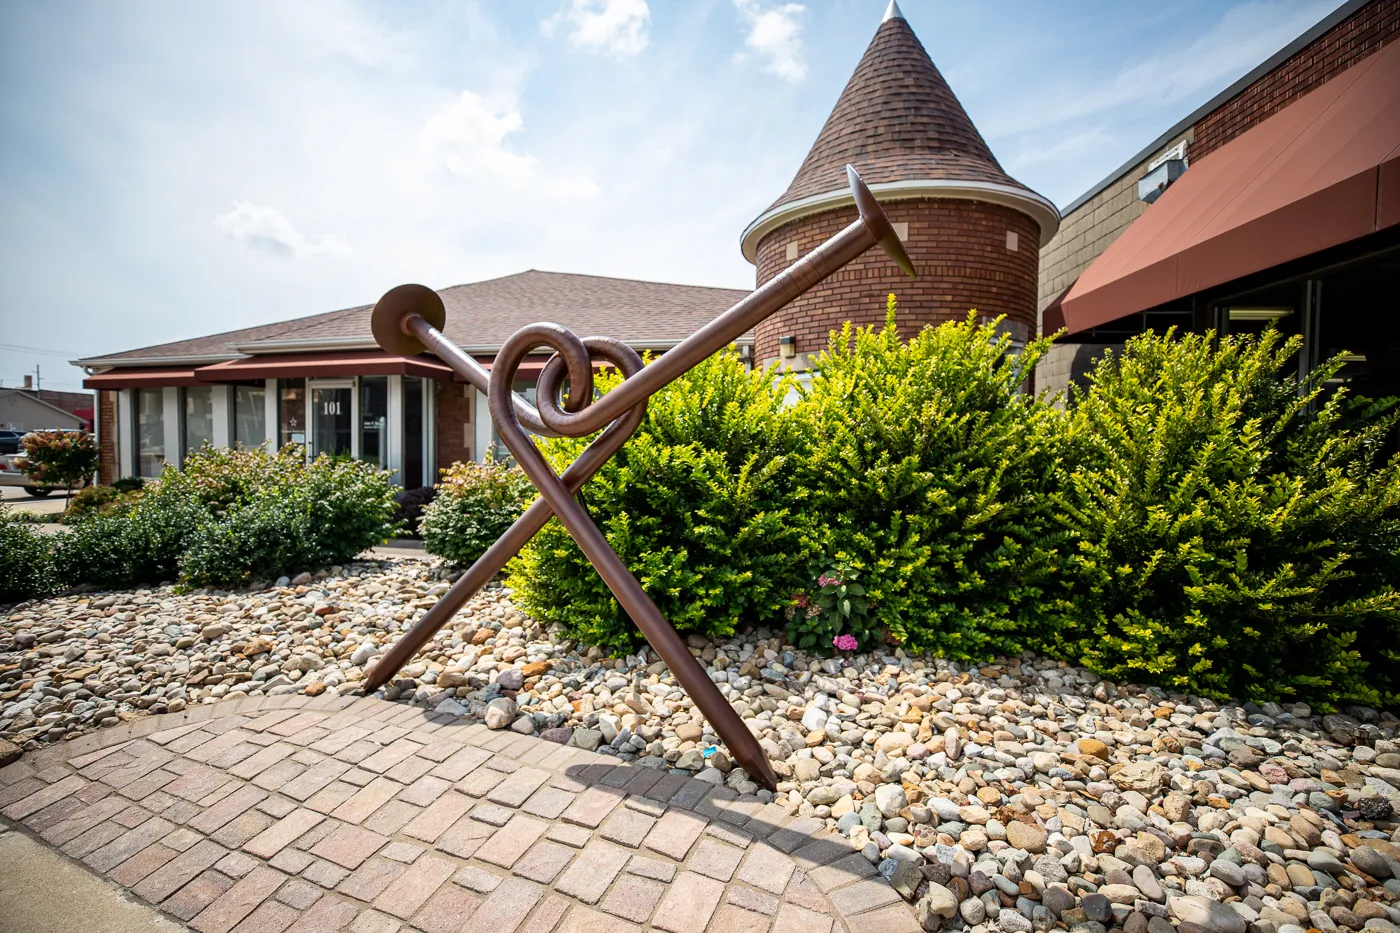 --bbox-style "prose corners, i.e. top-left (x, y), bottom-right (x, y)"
top-left (1061, 39), bottom-right (1400, 334)
top-left (84, 367), bottom-right (203, 389)
top-left (195, 351), bottom-right (455, 382)
top-left (1040, 282), bottom-right (1075, 335)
